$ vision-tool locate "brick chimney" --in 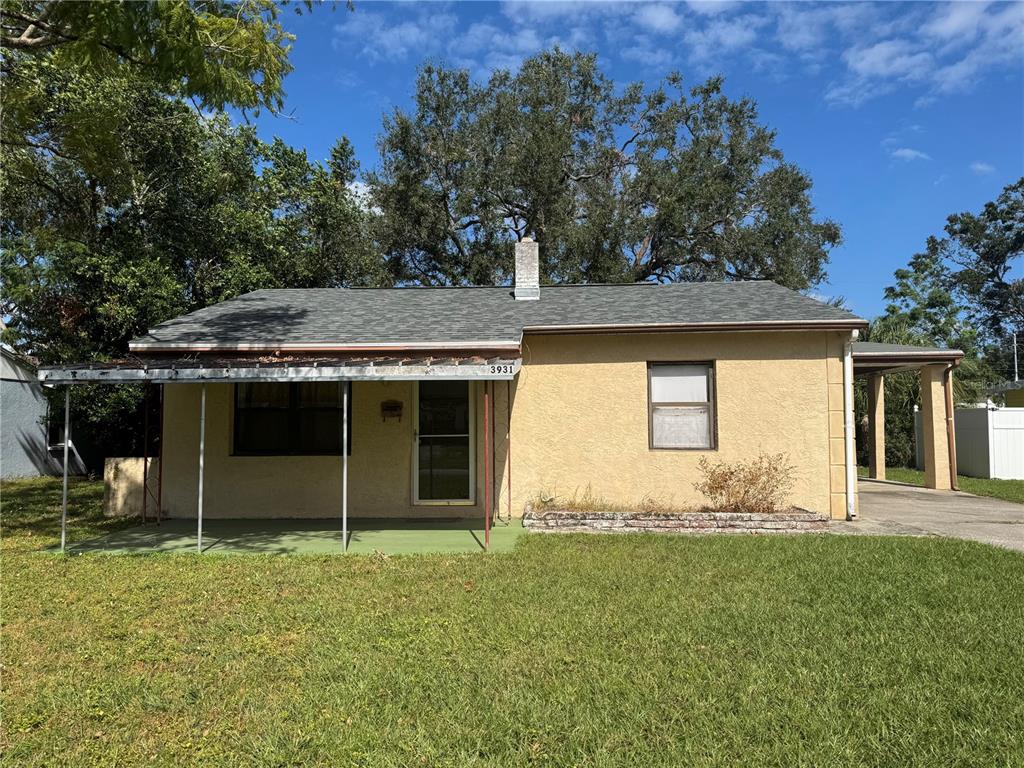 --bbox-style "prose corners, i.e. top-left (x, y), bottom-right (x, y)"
top-left (514, 237), bottom-right (540, 300)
